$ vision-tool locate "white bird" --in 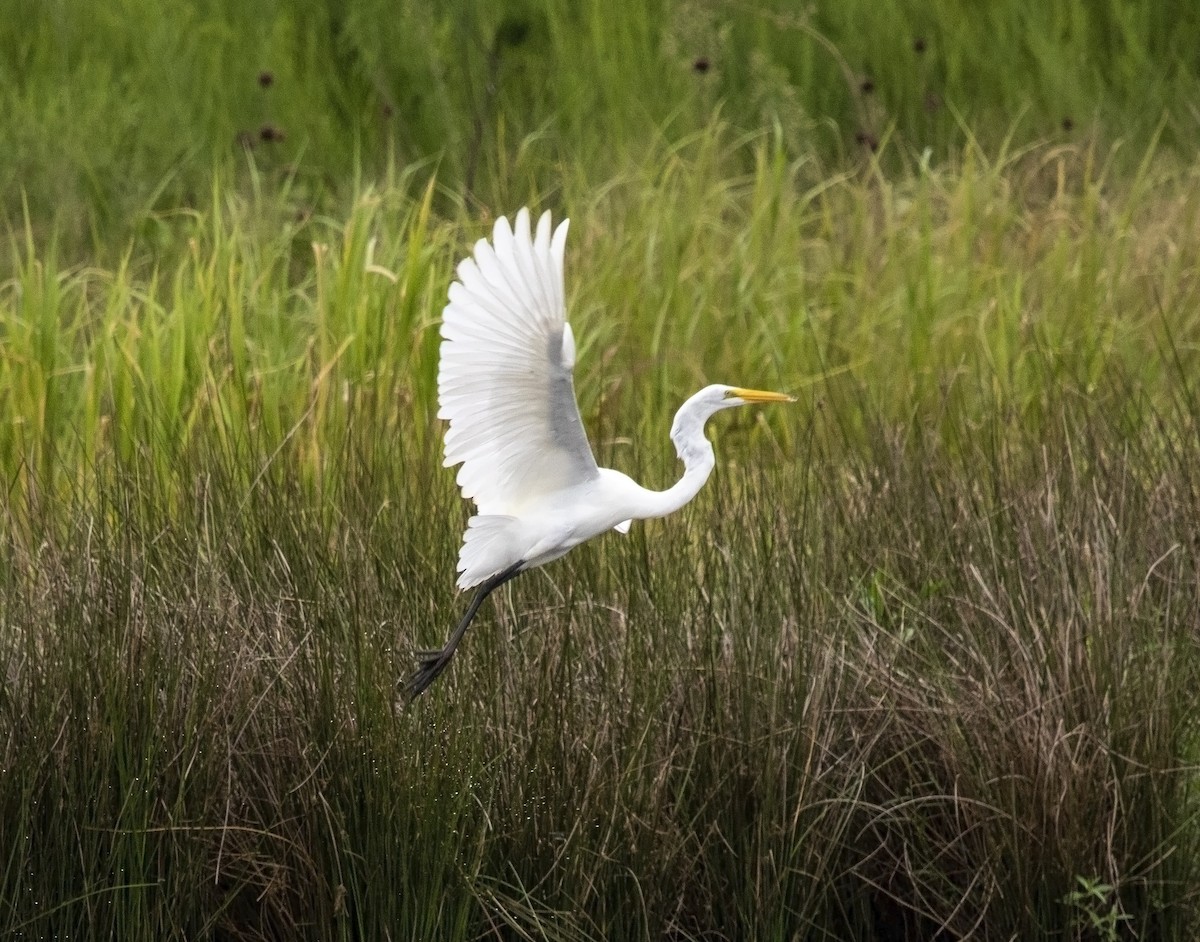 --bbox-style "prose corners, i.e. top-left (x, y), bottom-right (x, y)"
top-left (407, 208), bottom-right (794, 696)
